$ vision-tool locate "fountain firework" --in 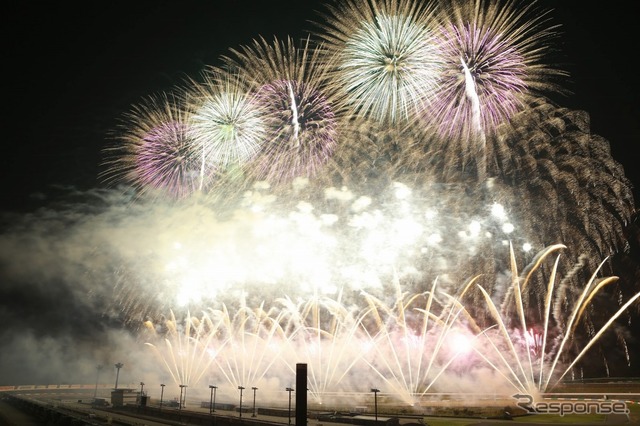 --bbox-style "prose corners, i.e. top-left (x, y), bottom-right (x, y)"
top-left (141, 243), bottom-right (639, 407)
